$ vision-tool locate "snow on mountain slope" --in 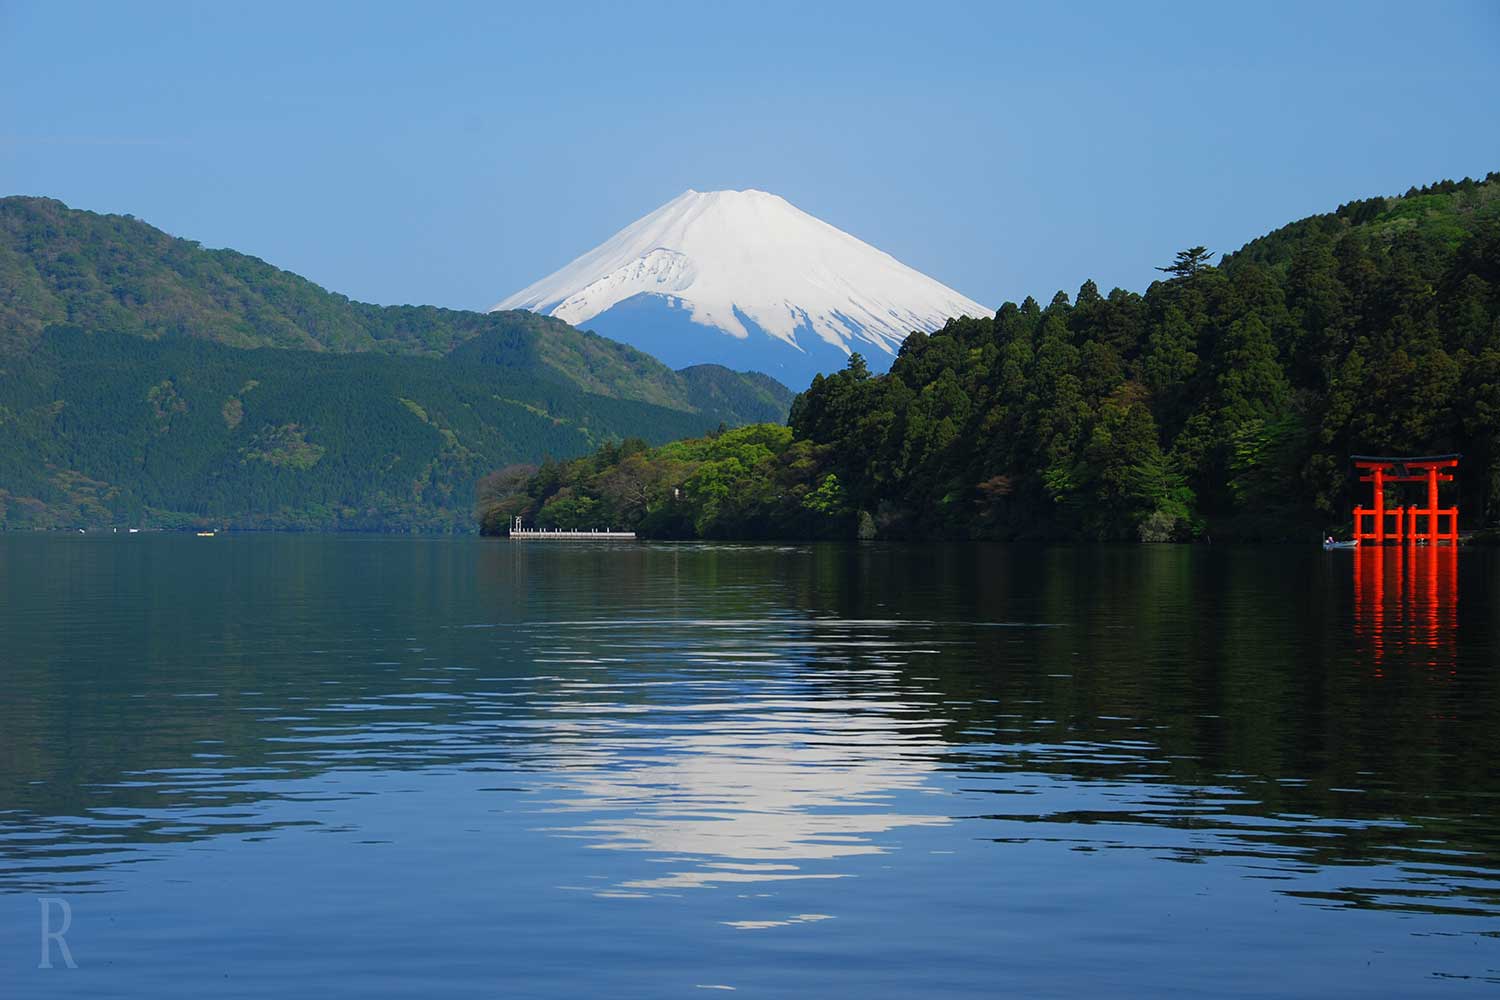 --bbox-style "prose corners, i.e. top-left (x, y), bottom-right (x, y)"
top-left (493, 190), bottom-right (991, 386)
